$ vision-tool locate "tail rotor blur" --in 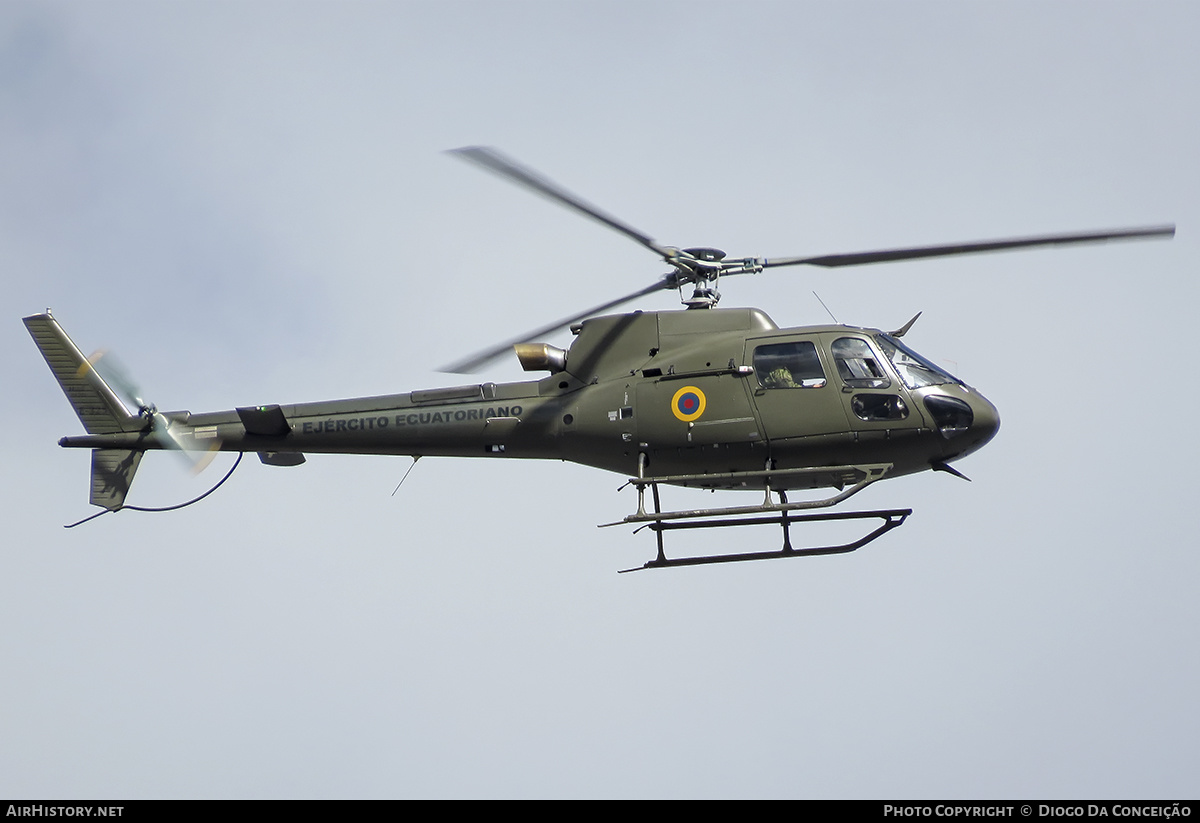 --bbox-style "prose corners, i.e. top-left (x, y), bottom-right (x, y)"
top-left (78, 350), bottom-right (220, 473)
